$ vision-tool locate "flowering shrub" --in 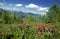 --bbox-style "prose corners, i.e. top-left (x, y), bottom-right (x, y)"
top-left (35, 24), bottom-right (60, 39)
top-left (0, 23), bottom-right (60, 39)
